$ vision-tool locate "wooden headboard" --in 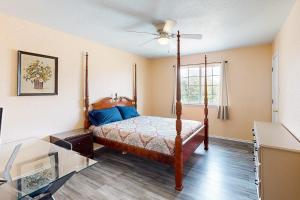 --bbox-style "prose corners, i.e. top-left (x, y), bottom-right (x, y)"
top-left (92, 96), bottom-right (135, 110)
